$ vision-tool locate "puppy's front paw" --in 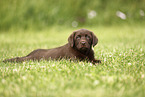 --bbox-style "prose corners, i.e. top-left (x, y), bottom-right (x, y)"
top-left (92, 59), bottom-right (101, 64)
